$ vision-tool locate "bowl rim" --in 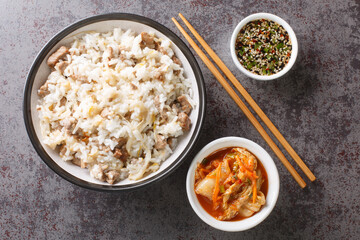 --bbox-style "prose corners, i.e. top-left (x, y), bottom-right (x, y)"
top-left (186, 137), bottom-right (280, 232)
top-left (230, 12), bottom-right (298, 81)
top-left (23, 12), bottom-right (206, 192)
